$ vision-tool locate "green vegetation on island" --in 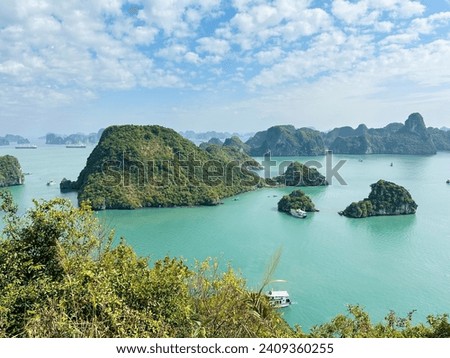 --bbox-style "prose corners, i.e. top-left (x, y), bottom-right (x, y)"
top-left (1, 192), bottom-right (450, 338)
top-left (62, 125), bottom-right (261, 210)
top-left (240, 113), bottom-right (447, 156)
top-left (340, 180), bottom-right (418, 218)
top-left (325, 113), bottom-right (437, 155)
top-left (0, 155), bottom-right (24, 187)
top-left (222, 135), bottom-right (251, 153)
top-left (278, 190), bottom-right (317, 213)
top-left (275, 161), bottom-right (328, 186)
top-left (246, 125), bottom-right (325, 156)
